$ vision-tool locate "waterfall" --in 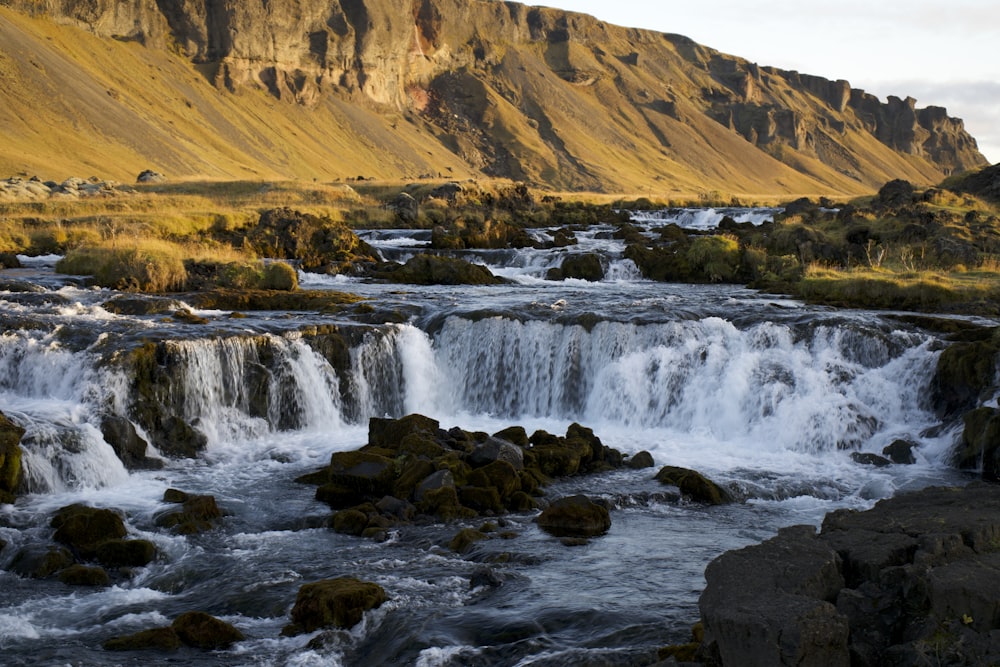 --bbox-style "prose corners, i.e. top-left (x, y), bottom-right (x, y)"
top-left (423, 315), bottom-right (939, 453)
